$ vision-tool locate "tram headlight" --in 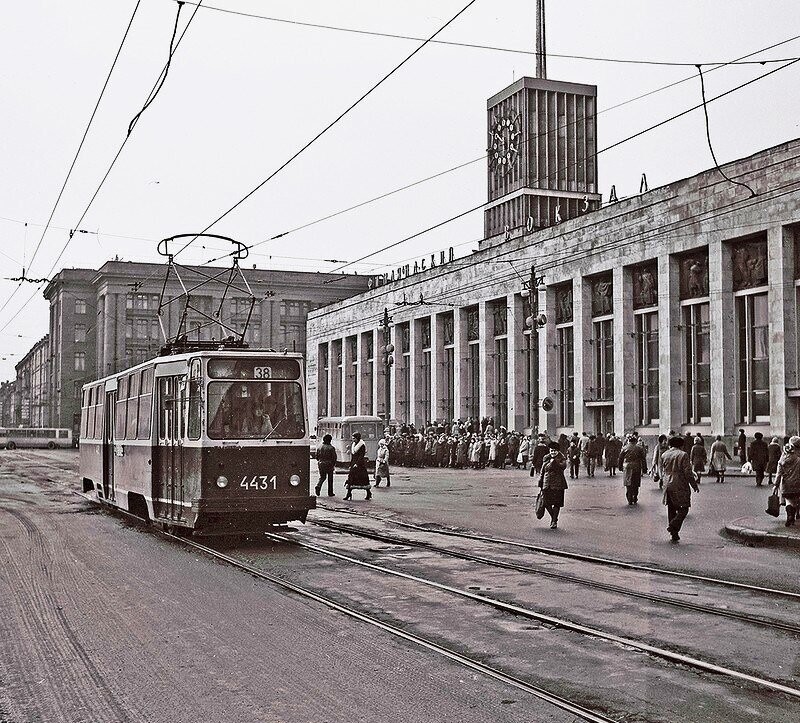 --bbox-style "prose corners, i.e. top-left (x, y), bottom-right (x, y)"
top-left (289, 474), bottom-right (301, 487)
top-left (216, 475), bottom-right (229, 488)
